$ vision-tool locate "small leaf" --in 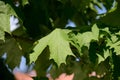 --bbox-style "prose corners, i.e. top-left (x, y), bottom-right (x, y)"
top-left (22, 0), bottom-right (29, 6)
top-left (101, 27), bottom-right (110, 34)
top-left (97, 49), bottom-right (110, 64)
top-left (111, 41), bottom-right (120, 48)
top-left (97, 54), bottom-right (104, 64)
top-left (92, 24), bottom-right (99, 40)
top-left (113, 46), bottom-right (120, 55)
top-left (104, 50), bottom-right (110, 59)
top-left (107, 38), bottom-right (120, 55)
